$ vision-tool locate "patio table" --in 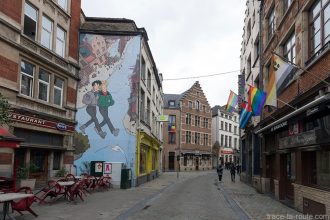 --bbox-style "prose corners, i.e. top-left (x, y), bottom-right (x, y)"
top-left (0, 193), bottom-right (34, 220)
top-left (57, 181), bottom-right (75, 201)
